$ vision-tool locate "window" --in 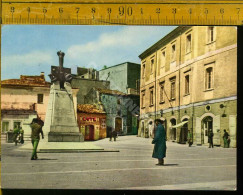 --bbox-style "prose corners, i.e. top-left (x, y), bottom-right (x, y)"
top-left (205, 67), bottom-right (213, 89)
top-left (159, 82), bottom-right (165, 103)
top-left (150, 59), bottom-right (154, 74)
top-left (141, 91), bottom-right (145, 108)
top-left (186, 34), bottom-right (192, 53)
top-left (185, 75), bottom-right (190, 95)
top-left (142, 63), bottom-right (146, 78)
top-left (37, 94), bottom-right (44, 104)
top-left (13, 121), bottom-right (21, 129)
top-left (2, 121), bottom-right (9, 133)
top-left (171, 44), bottom-right (176, 61)
top-left (150, 88), bottom-right (154, 106)
top-left (208, 26), bottom-right (214, 43)
top-left (161, 51), bottom-right (166, 67)
top-left (170, 78), bottom-right (176, 100)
